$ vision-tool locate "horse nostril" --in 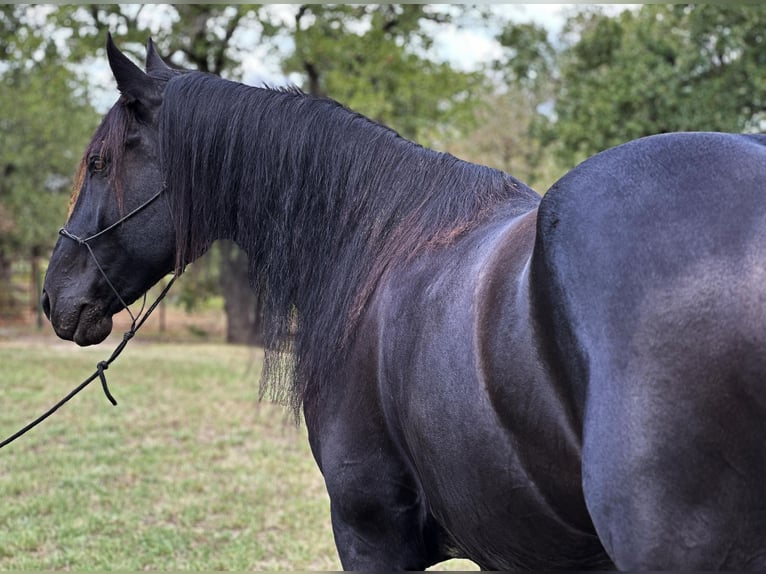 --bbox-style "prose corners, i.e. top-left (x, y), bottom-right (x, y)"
top-left (41, 290), bottom-right (51, 320)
